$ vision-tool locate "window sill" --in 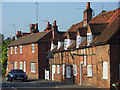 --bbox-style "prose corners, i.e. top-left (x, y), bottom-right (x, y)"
top-left (87, 76), bottom-right (92, 78)
top-left (102, 77), bottom-right (108, 79)
top-left (32, 51), bottom-right (35, 53)
top-left (31, 71), bottom-right (36, 73)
